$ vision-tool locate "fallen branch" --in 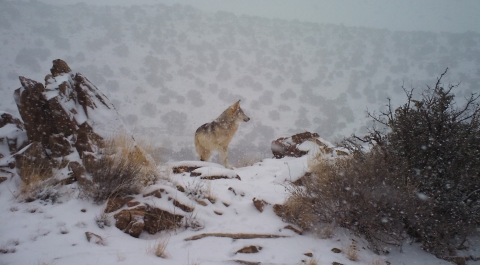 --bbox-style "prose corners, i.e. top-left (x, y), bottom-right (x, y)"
top-left (184, 233), bottom-right (289, 241)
